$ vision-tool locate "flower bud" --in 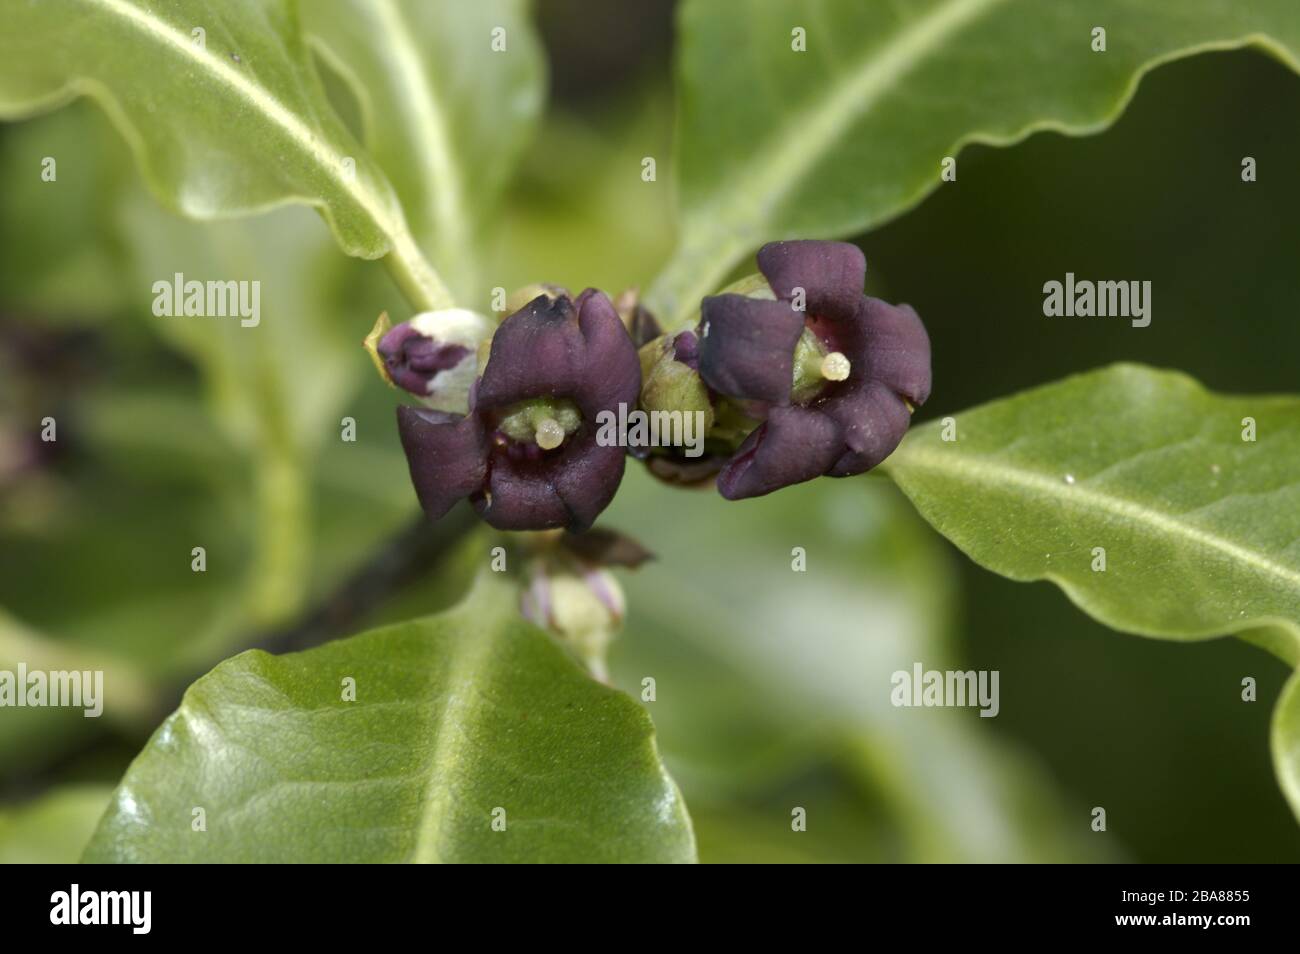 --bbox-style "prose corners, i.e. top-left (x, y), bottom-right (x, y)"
top-left (637, 330), bottom-right (715, 432)
top-left (367, 308), bottom-right (494, 414)
top-left (519, 555), bottom-right (625, 681)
